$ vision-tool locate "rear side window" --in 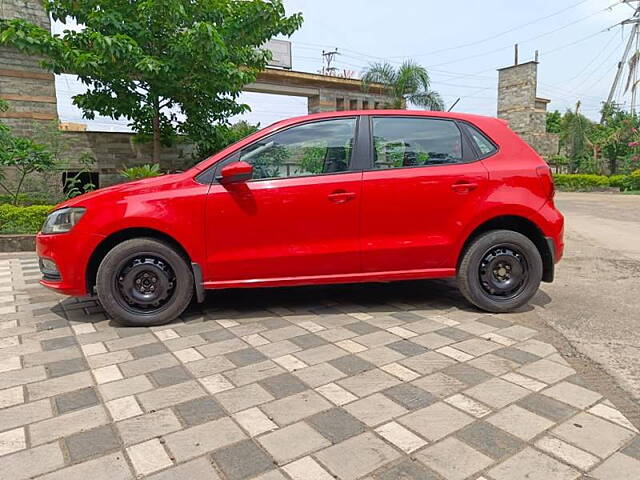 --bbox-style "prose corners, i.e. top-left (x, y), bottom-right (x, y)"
top-left (461, 123), bottom-right (497, 157)
top-left (371, 117), bottom-right (463, 169)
